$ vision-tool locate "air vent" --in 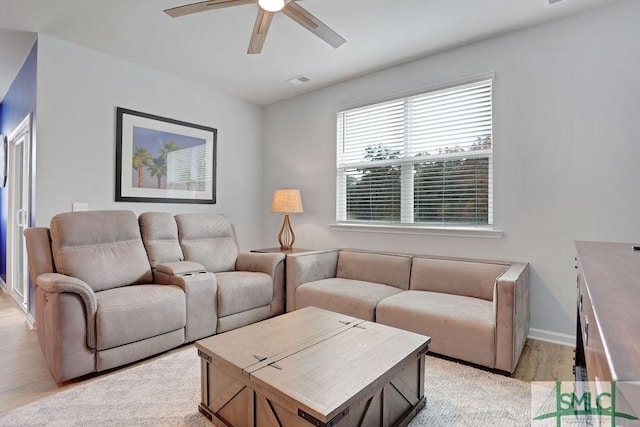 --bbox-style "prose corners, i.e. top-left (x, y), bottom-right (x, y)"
top-left (286, 75), bottom-right (311, 85)
top-left (548, 0), bottom-right (564, 5)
